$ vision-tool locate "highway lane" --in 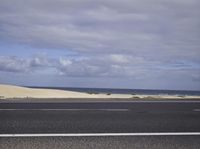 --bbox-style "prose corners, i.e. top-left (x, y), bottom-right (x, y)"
top-left (1, 136), bottom-right (200, 149)
top-left (0, 101), bottom-right (200, 134)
